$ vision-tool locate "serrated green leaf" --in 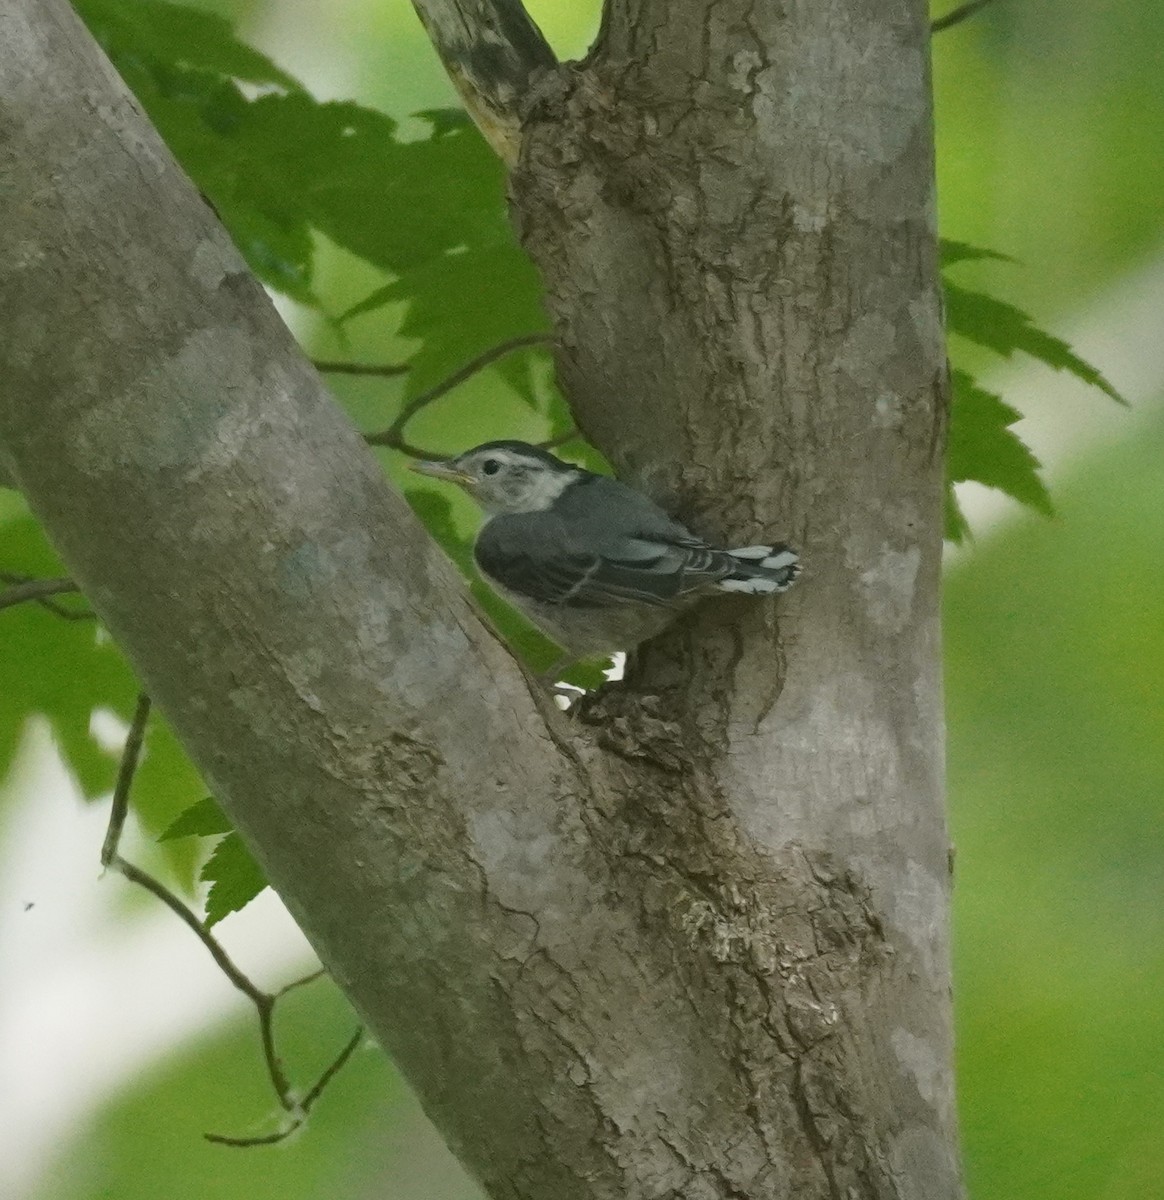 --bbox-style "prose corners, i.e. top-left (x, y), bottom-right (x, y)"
top-left (78, 1), bottom-right (548, 411)
top-left (940, 239), bottom-right (1016, 269)
top-left (132, 707), bottom-right (214, 890)
top-left (160, 796), bottom-right (233, 841)
top-left (74, 0), bottom-right (302, 90)
top-left (217, 95), bottom-right (511, 282)
top-left (414, 108), bottom-right (475, 137)
top-left (940, 238), bottom-right (1121, 537)
top-left (947, 369), bottom-right (1054, 524)
top-left (201, 832), bottom-right (268, 927)
top-left (944, 484), bottom-right (973, 544)
top-left (383, 243), bottom-right (549, 399)
top-left (945, 281), bottom-right (1125, 404)
top-left (492, 344), bottom-right (555, 411)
